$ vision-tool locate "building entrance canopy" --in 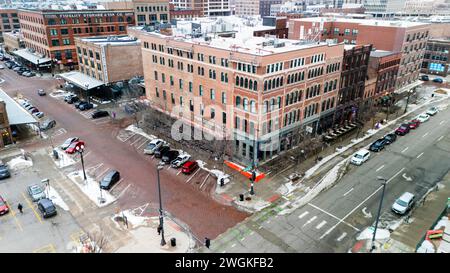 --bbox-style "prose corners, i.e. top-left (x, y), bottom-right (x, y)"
top-left (59, 71), bottom-right (105, 90)
top-left (13, 49), bottom-right (51, 66)
top-left (0, 89), bottom-right (37, 125)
